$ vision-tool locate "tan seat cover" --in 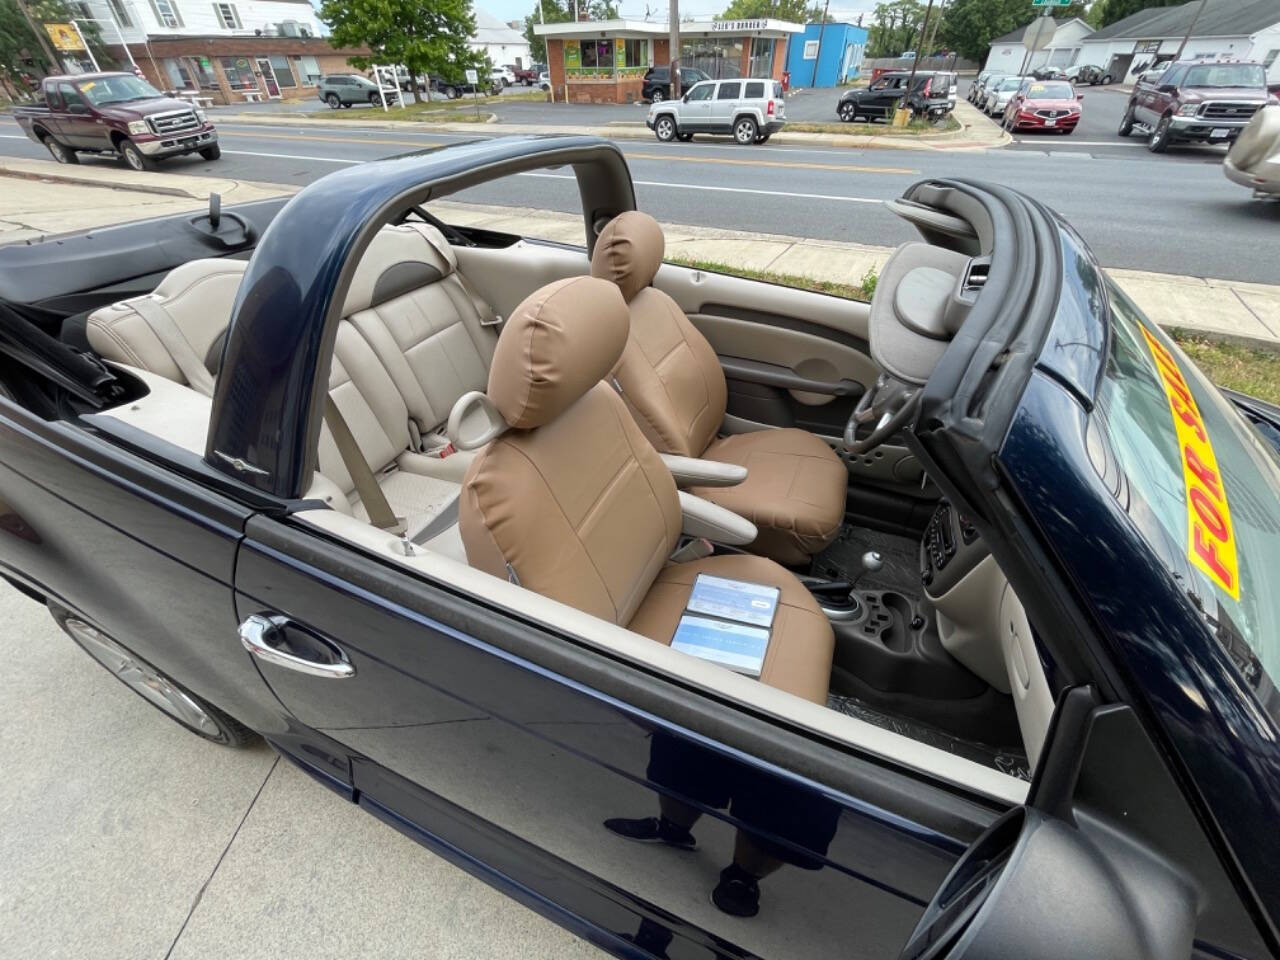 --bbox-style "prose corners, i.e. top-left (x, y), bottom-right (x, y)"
top-left (591, 211), bottom-right (847, 565)
top-left (694, 429), bottom-right (849, 567)
top-left (628, 554), bottom-right (834, 705)
top-left (461, 275), bottom-right (833, 703)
